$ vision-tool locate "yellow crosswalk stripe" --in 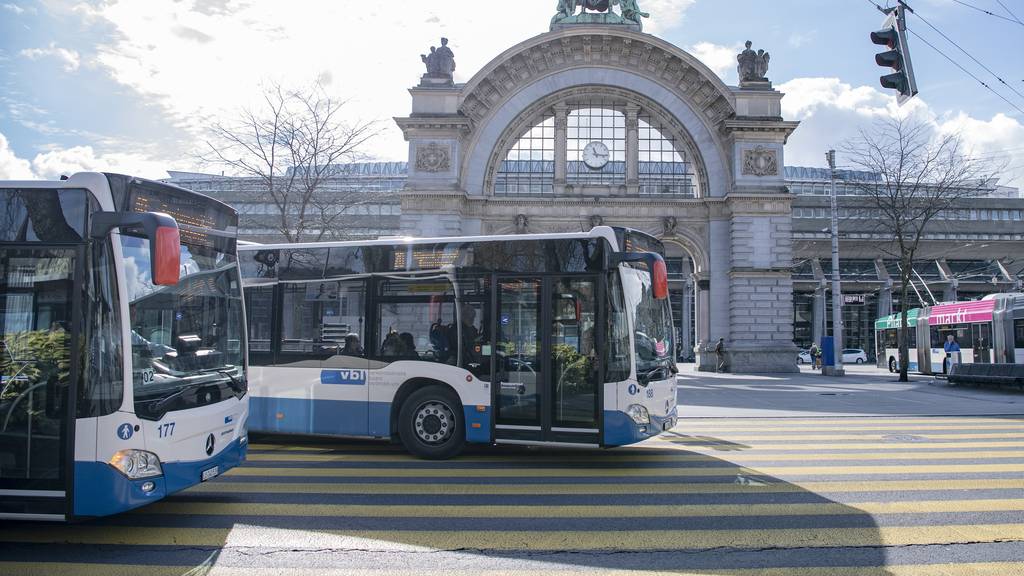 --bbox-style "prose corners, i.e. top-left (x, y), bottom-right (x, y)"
top-left (244, 450), bottom-right (1024, 463)
top-left (654, 441), bottom-right (1024, 450)
top-left (227, 462), bottom-right (1024, 477)
top-left (139, 498), bottom-right (1024, 518)
top-left (2, 563), bottom-right (1022, 576)
top-left (2, 523), bottom-right (1021, 549)
top-left (660, 431), bottom-right (1024, 441)
top-left (668, 423), bottom-right (1024, 432)
top-left (187, 478), bottom-right (1024, 495)
top-left (675, 416), bottom-right (1024, 426)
